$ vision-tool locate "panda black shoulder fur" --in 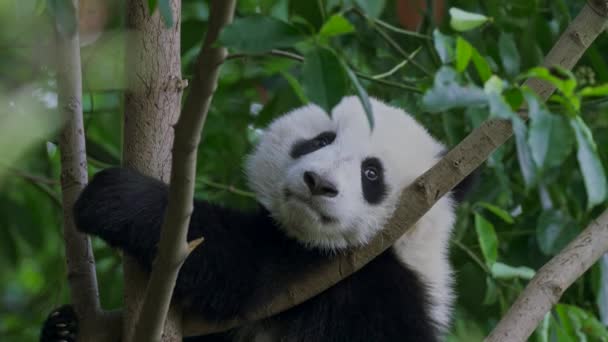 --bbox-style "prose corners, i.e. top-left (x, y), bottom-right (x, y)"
top-left (41, 97), bottom-right (470, 342)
